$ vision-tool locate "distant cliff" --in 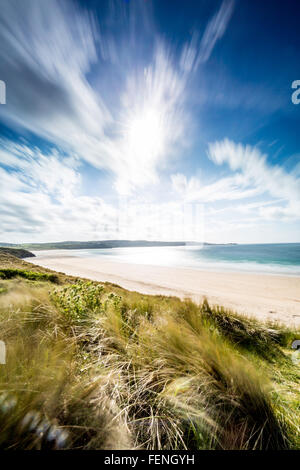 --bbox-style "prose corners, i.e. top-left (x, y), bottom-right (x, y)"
top-left (0, 247), bottom-right (35, 259)
top-left (0, 240), bottom-right (237, 251)
top-left (6, 240), bottom-right (188, 250)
